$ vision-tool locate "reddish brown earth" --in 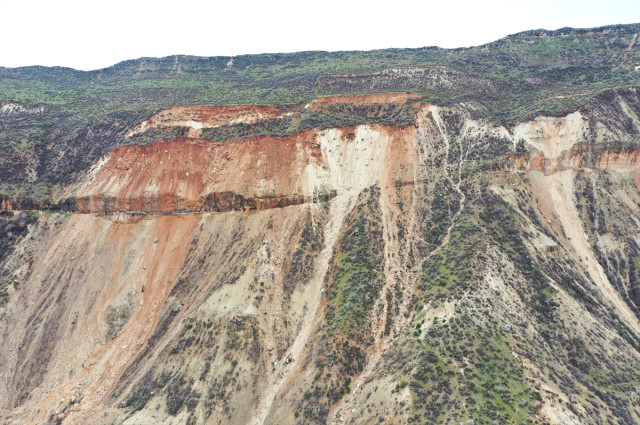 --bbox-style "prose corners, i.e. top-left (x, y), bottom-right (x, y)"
top-left (68, 124), bottom-right (419, 215)
top-left (1, 199), bottom-right (12, 211)
top-left (71, 133), bottom-right (324, 214)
